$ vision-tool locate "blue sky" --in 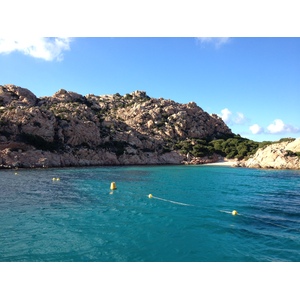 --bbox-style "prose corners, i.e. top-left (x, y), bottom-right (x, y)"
top-left (1, 37), bottom-right (299, 142)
